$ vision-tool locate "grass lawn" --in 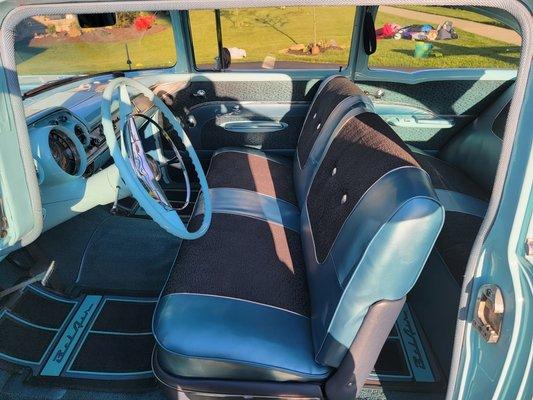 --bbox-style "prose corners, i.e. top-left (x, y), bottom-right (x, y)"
top-left (15, 7), bottom-right (520, 77)
top-left (370, 11), bottom-right (520, 69)
top-left (391, 6), bottom-right (507, 28)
